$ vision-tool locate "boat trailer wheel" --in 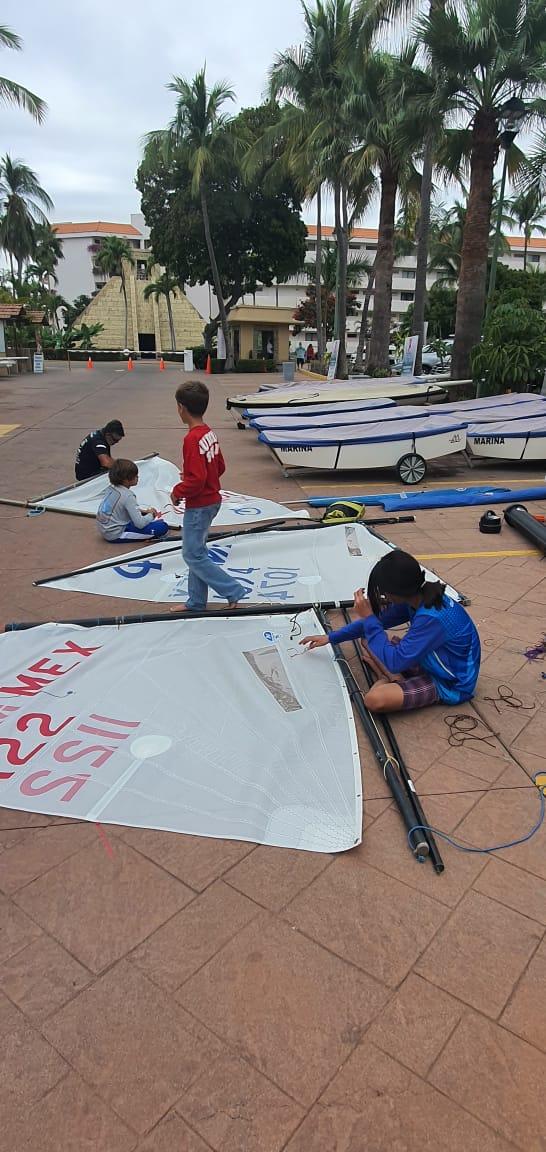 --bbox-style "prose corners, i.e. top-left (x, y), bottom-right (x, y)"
top-left (396, 452), bottom-right (427, 485)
